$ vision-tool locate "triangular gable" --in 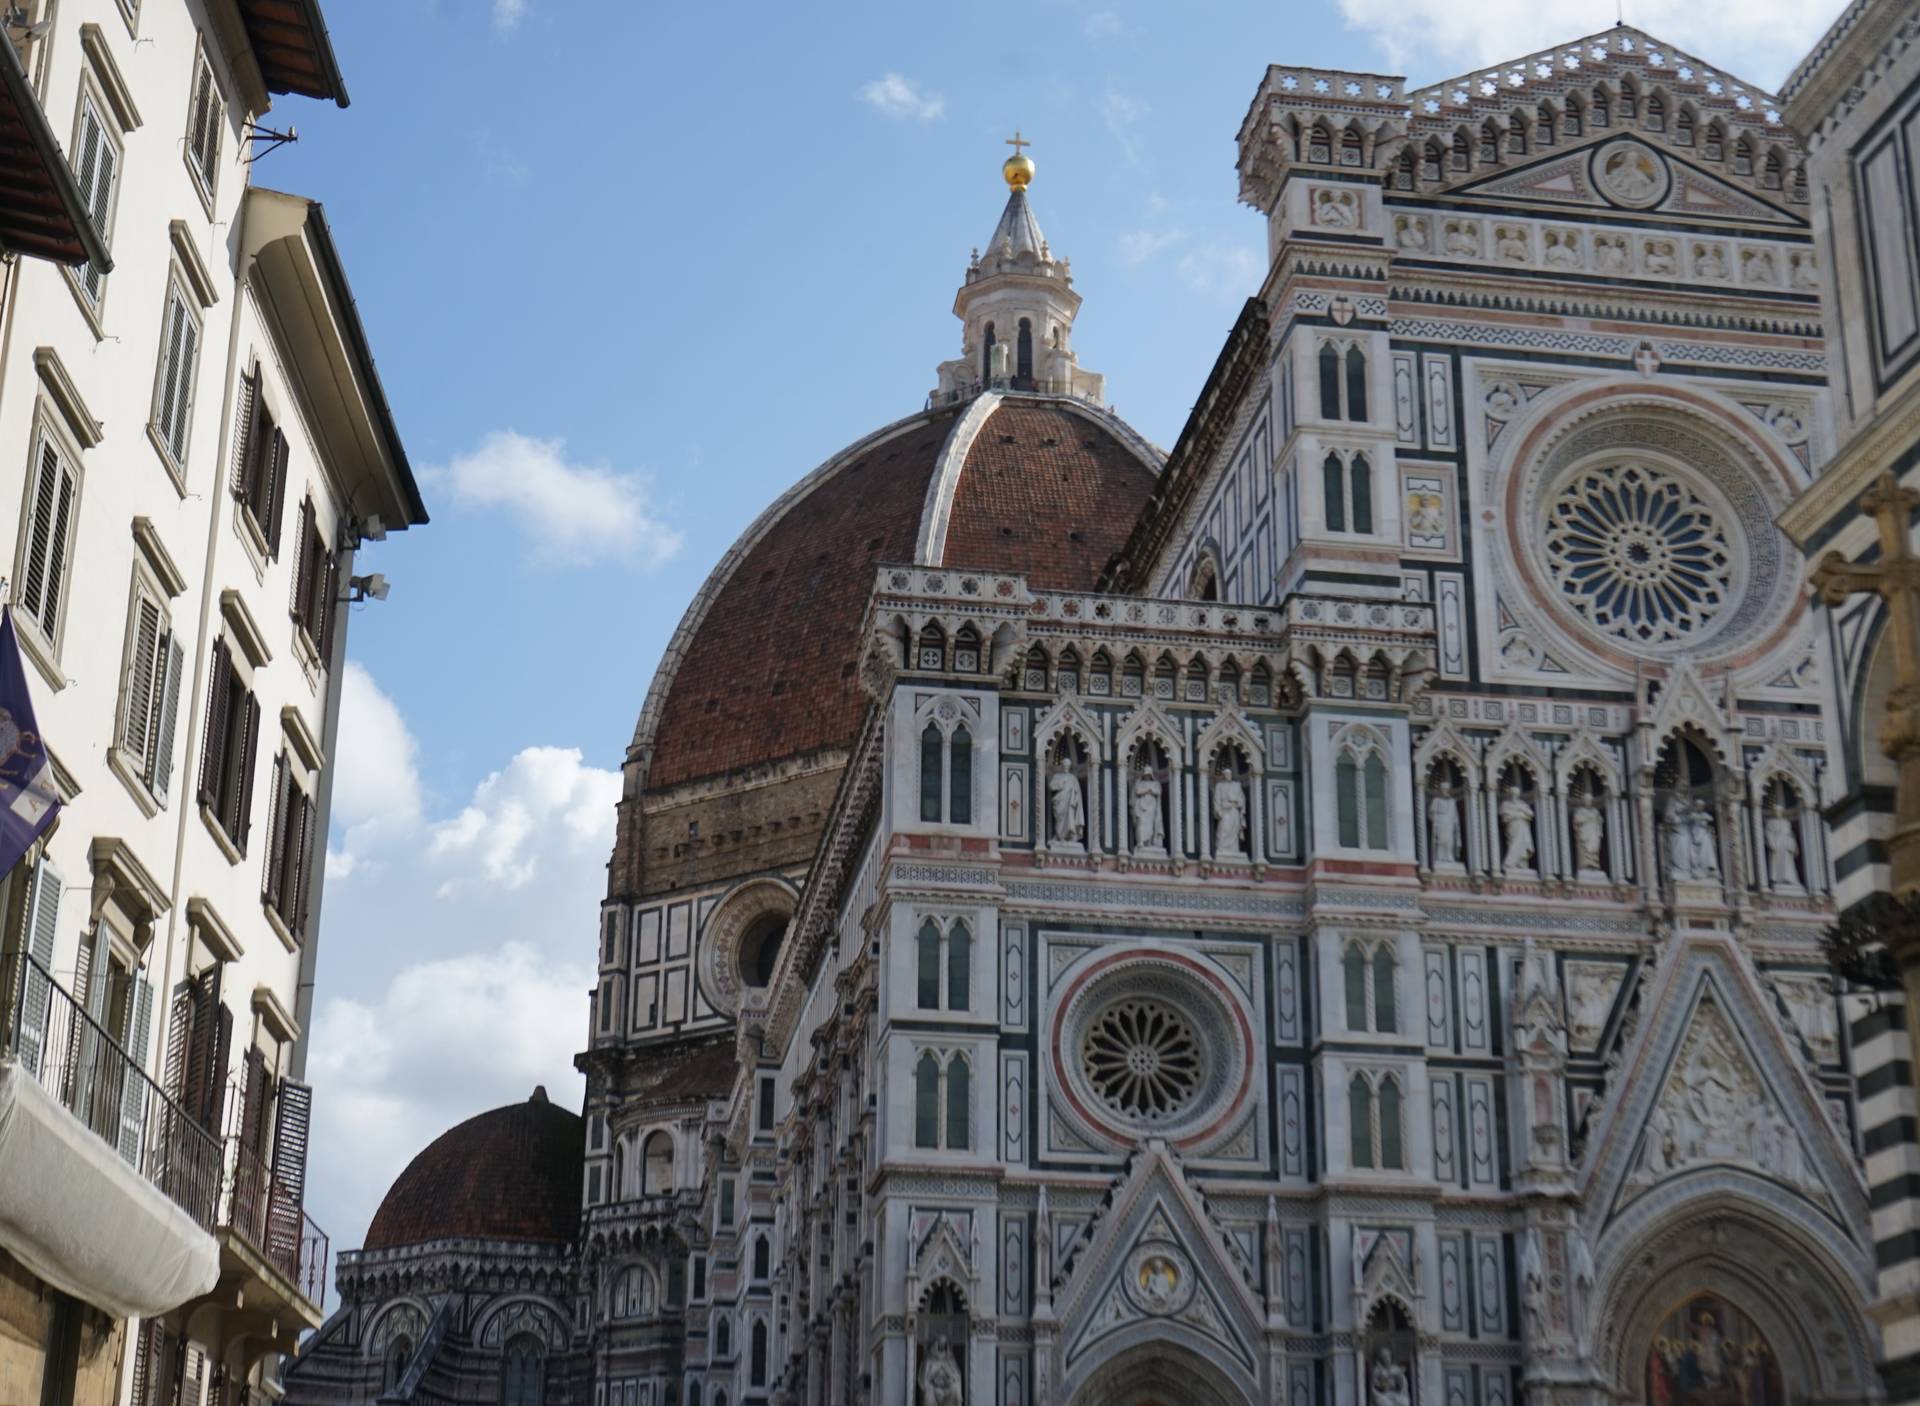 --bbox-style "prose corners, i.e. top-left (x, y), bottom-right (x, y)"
top-left (1579, 937), bottom-right (1867, 1238)
top-left (1445, 143), bottom-right (1802, 226)
top-left (1056, 1143), bottom-right (1265, 1394)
